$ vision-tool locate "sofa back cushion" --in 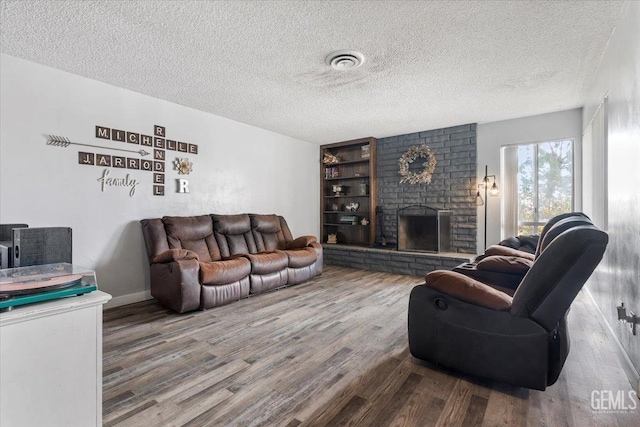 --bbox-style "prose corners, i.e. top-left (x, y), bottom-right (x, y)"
top-left (140, 218), bottom-right (171, 263)
top-left (535, 212), bottom-right (589, 257)
top-left (278, 216), bottom-right (294, 242)
top-left (250, 214), bottom-right (287, 252)
top-left (162, 215), bottom-right (221, 262)
top-left (536, 216), bottom-right (592, 257)
top-left (212, 214), bottom-right (258, 257)
top-left (511, 222), bottom-right (607, 330)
